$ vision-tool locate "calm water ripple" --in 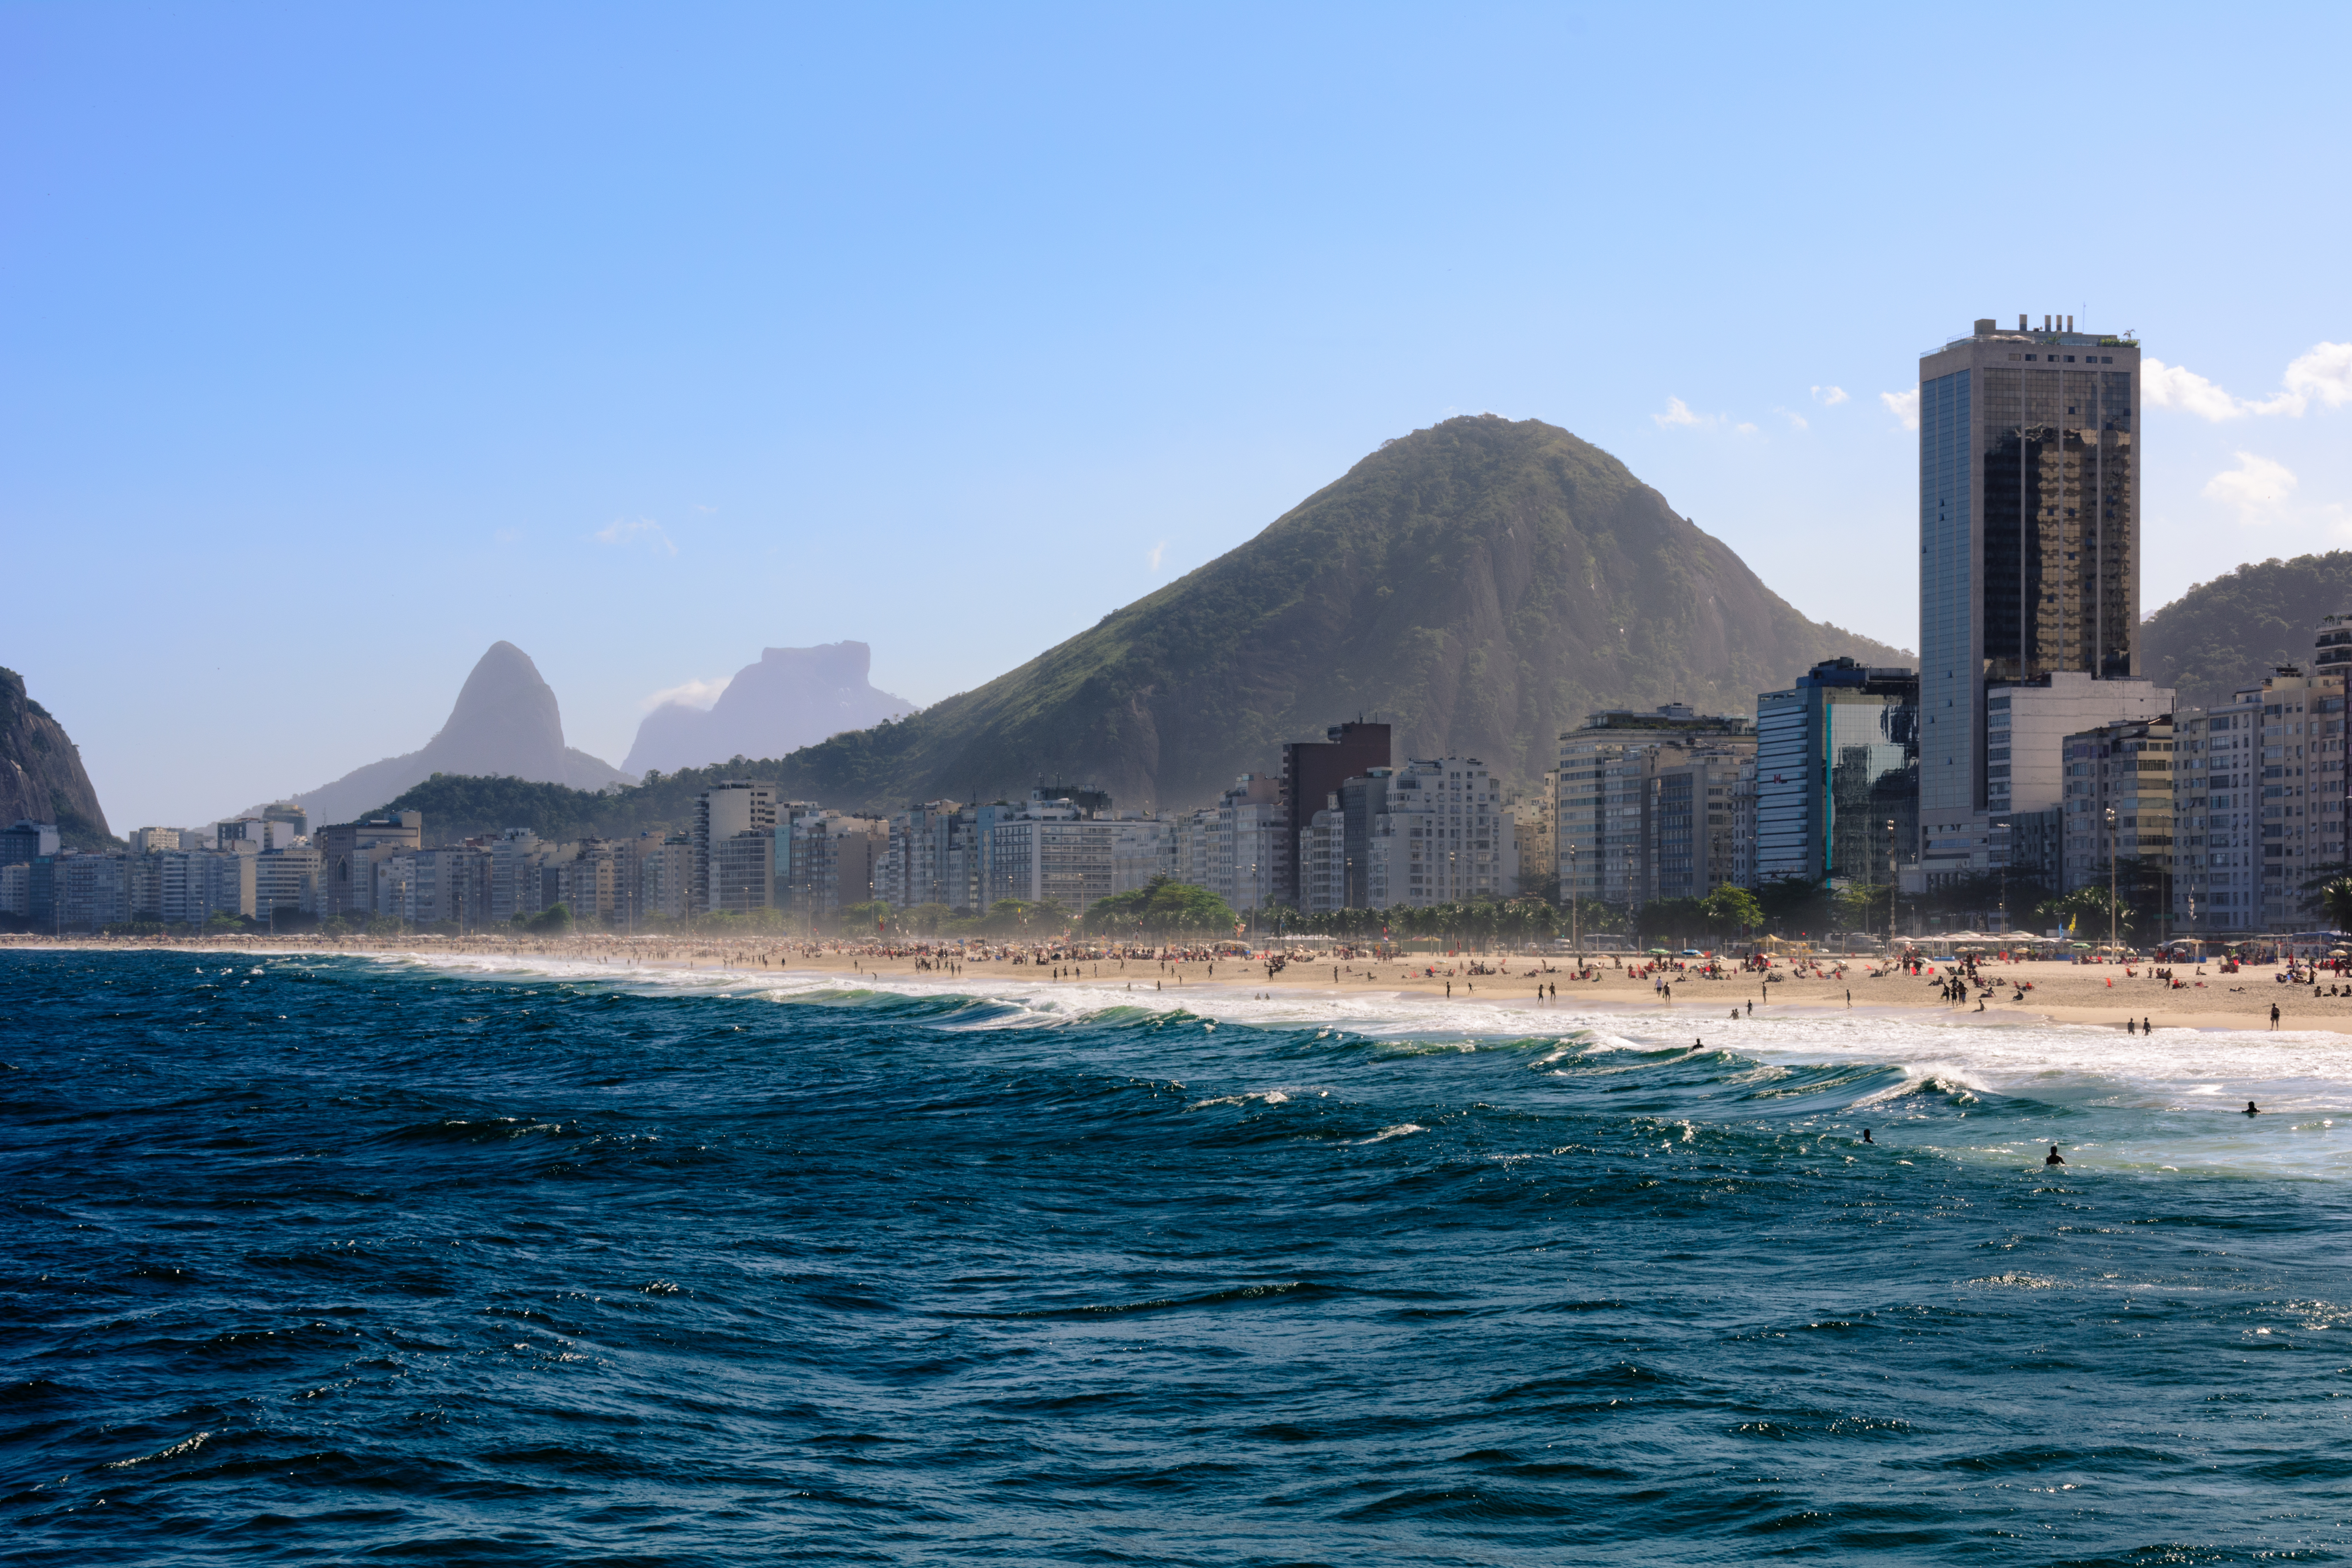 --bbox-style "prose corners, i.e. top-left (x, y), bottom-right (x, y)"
top-left (4, 948), bottom-right (2352, 1564)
